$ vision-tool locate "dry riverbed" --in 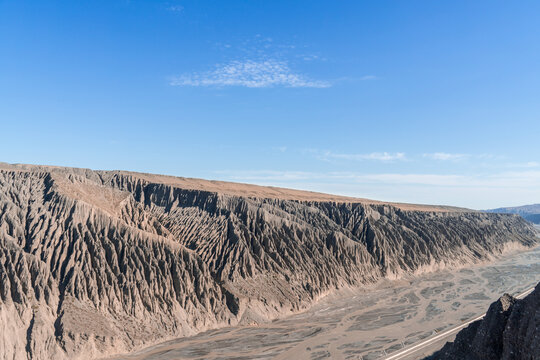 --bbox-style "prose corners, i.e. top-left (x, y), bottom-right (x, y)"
top-left (108, 245), bottom-right (540, 360)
